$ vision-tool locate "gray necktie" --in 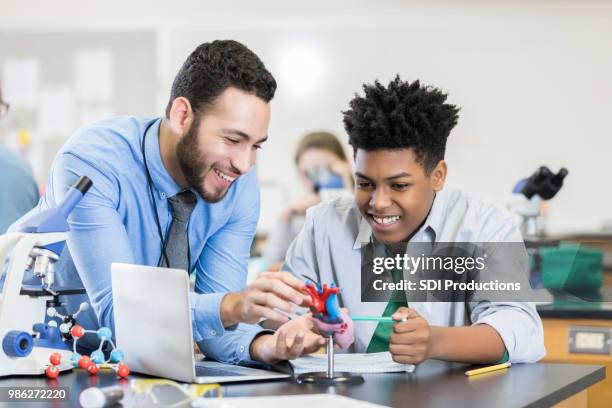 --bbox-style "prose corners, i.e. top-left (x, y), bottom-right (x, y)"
top-left (159, 190), bottom-right (196, 273)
